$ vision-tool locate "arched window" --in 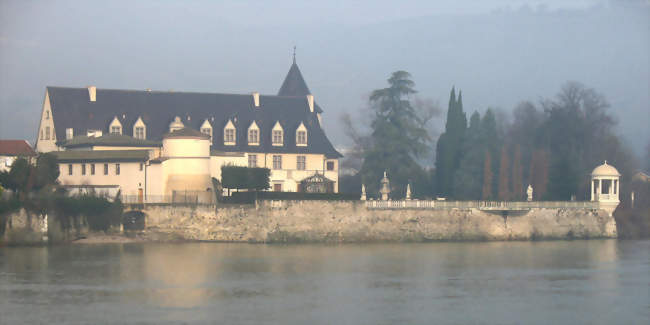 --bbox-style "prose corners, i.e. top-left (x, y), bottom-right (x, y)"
top-left (248, 121), bottom-right (260, 145)
top-left (133, 117), bottom-right (146, 139)
top-left (224, 120), bottom-right (236, 146)
top-left (272, 121), bottom-right (283, 146)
